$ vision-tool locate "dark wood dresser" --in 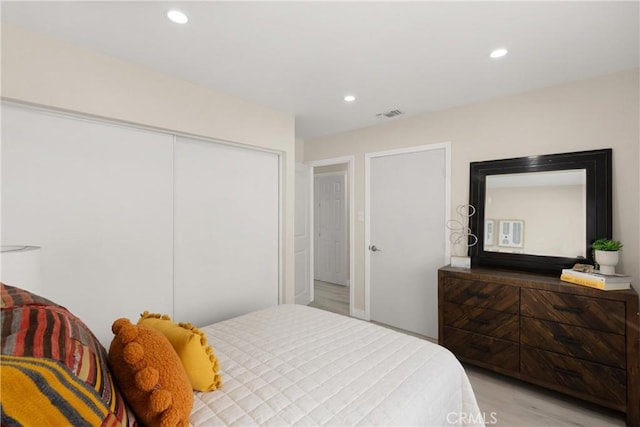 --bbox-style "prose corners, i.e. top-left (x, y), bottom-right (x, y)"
top-left (438, 266), bottom-right (639, 426)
